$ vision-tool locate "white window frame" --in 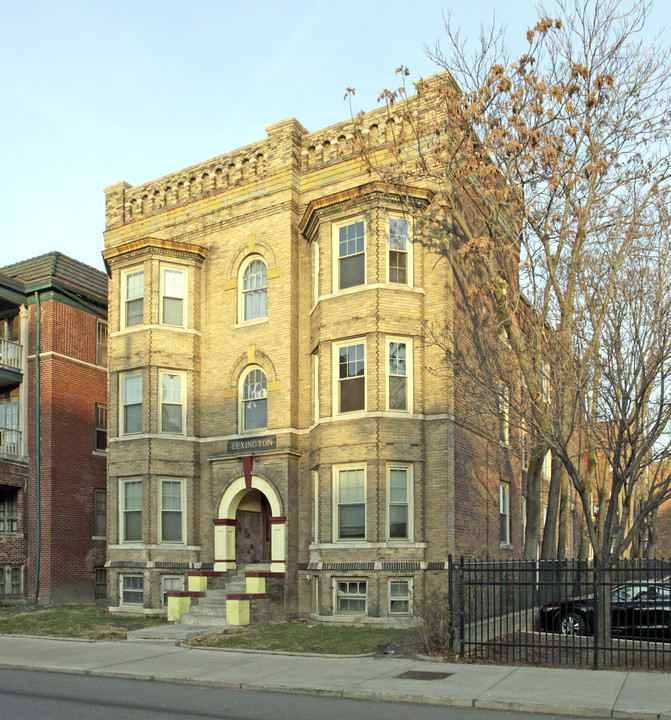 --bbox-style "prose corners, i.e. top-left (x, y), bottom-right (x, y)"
top-left (541, 359), bottom-right (551, 403)
top-left (0, 565), bottom-right (23, 598)
top-left (499, 483), bottom-right (511, 547)
top-left (96, 320), bottom-right (108, 366)
top-left (387, 463), bottom-right (413, 541)
top-left (334, 578), bottom-right (367, 615)
top-left (121, 267), bottom-right (144, 330)
top-left (387, 337), bottom-right (412, 412)
top-left (239, 366), bottom-right (268, 432)
top-left (333, 464), bottom-right (366, 542)
top-left (159, 370), bottom-right (186, 435)
top-left (159, 479), bottom-right (185, 544)
top-left (239, 255), bottom-right (268, 323)
top-left (312, 470), bottom-right (319, 544)
top-left (120, 478), bottom-right (142, 543)
top-left (543, 450), bottom-right (552, 479)
top-left (389, 578), bottom-right (412, 615)
top-left (95, 404), bottom-right (108, 451)
top-left (0, 486), bottom-right (18, 534)
top-left (160, 264), bottom-right (186, 327)
top-left (313, 240), bottom-right (320, 304)
top-left (498, 382), bottom-right (510, 446)
top-left (333, 217), bottom-right (365, 291)
top-left (313, 352), bottom-right (319, 423)
top-left (387, 214), bottom-right (413, 286)
top-left (161, 575), bottom-right (184, 607)
top-left (333, 339), bottom-right (366, 414)
top-left (94, 488), bottom-right (106, 537)
top-left (120, 372), bottom-right (143, 435)
top-left (120, 574), bottom-right (144, 605)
